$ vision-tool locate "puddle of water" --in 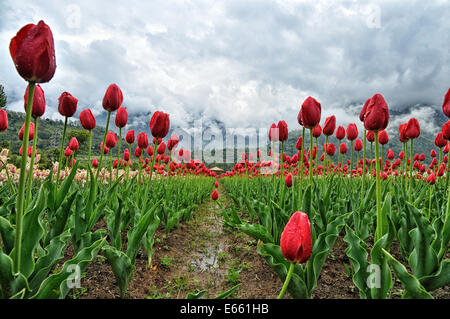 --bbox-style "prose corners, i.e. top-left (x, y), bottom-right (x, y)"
top-left (191, 243), bottom-right (224, 272)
